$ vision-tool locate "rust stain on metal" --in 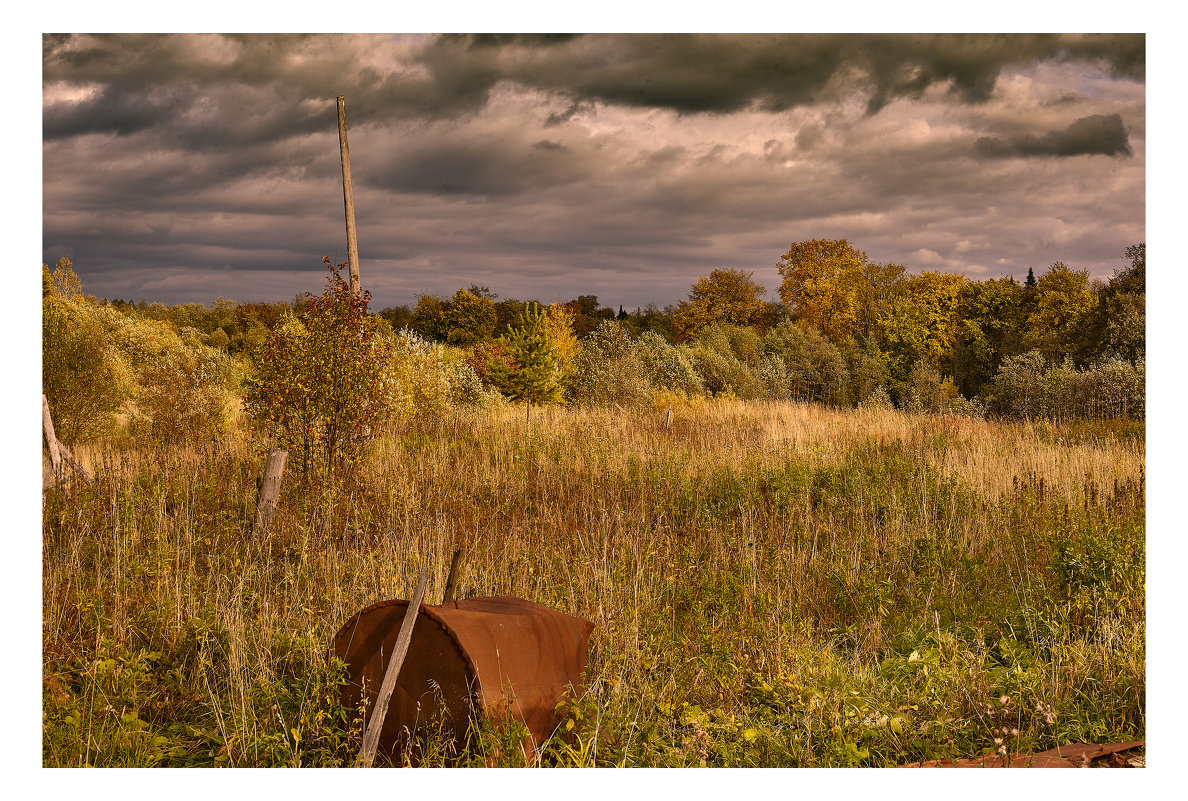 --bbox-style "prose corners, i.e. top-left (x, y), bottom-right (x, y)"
top-left (898, 740), bottom-right (1145, 768)
top-left (333, 596), bottom-right (594, 764)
